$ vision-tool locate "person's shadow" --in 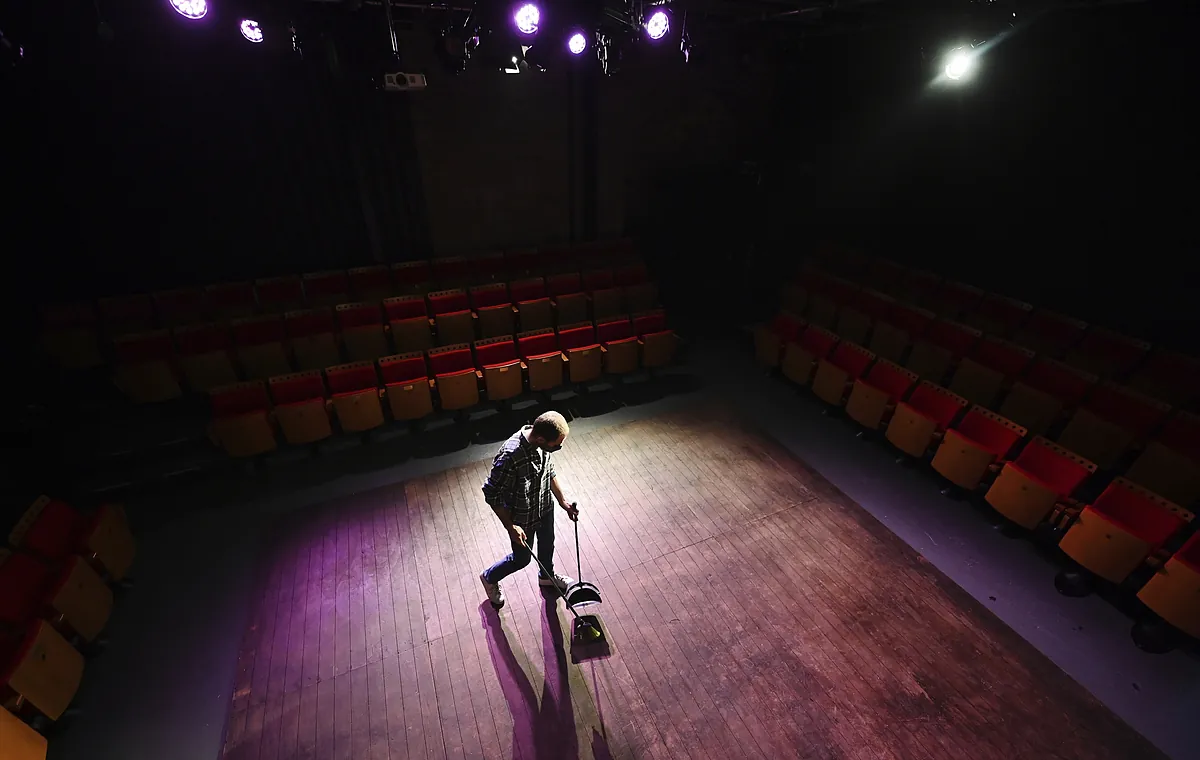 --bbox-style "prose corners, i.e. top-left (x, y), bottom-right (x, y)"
top-left (480, 598), bottom-right (616, 760)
